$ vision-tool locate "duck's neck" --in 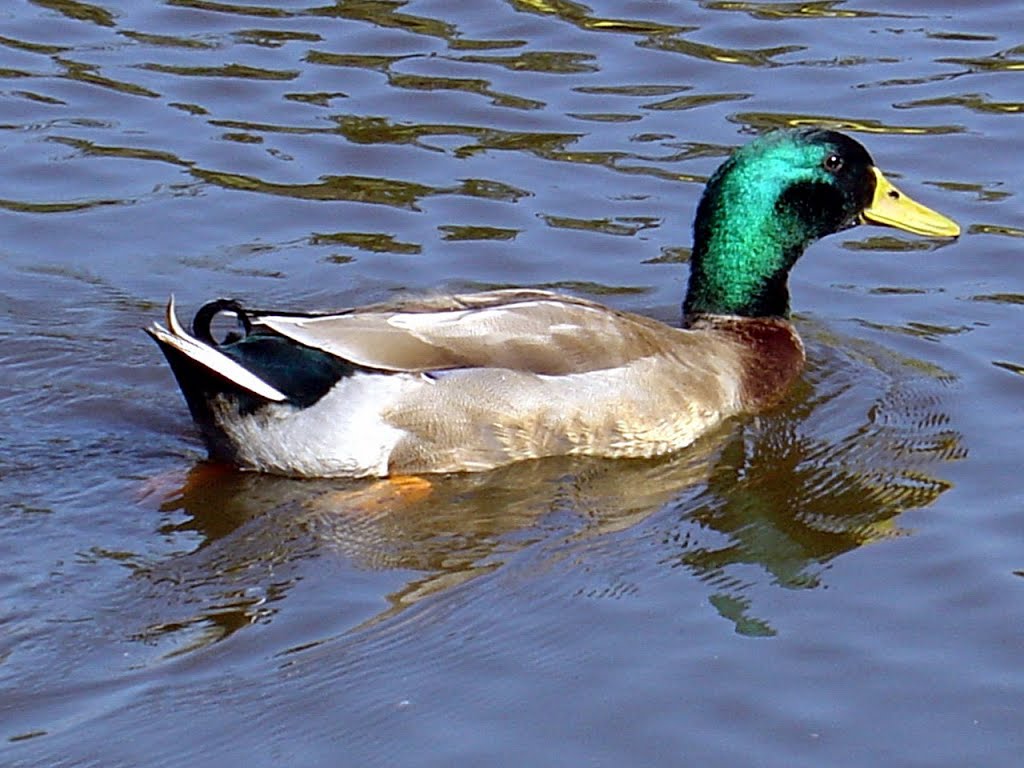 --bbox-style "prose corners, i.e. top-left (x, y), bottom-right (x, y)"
top-left (683, 240), bottom-right (801, 321)
top-left (682, 198), bottom-right (812, 321)
top-left (681, 149), bottom-right (844, 322)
